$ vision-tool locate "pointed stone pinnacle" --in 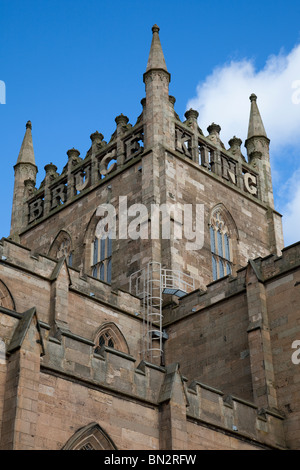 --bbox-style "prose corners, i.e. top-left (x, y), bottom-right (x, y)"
top-left (145, 24), bottom-right (168, 74)
top-left (247, 93), bottom-right (268, 140)
top-left (16, 120), bottom-right (36, 166)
